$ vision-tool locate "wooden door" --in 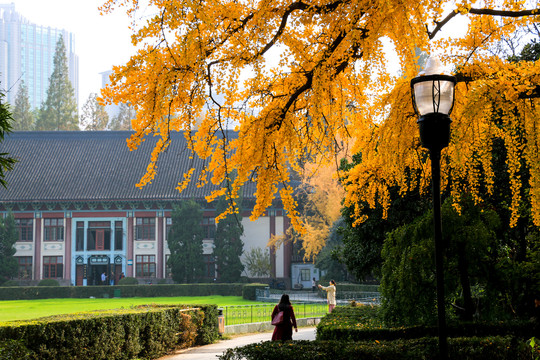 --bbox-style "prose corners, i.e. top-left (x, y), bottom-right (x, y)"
top-left (96, 229), bottom-right (105, 250)
top-left (76, 265), bottom-right (83, 286)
